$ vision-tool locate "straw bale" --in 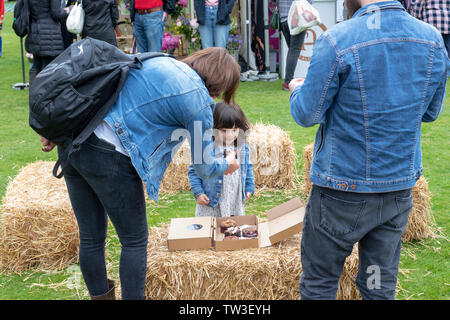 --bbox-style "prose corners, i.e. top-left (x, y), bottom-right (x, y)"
top-left (0, 161), bottom-right (79, 273)
top-left (144, 224), bottom-right (361, 300)
top-left (247, 123), bottom-right (297, 189)
top-left (403, 176), bottom-right (435, 242)
top-left (159, 140), bottom-right (191, 193)
top-left (159, 123), bottom-right (298, 193)
top-left (301, 143), bottom-right (435, 242)
top-left (302, 143), bottom-right (315, 195)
